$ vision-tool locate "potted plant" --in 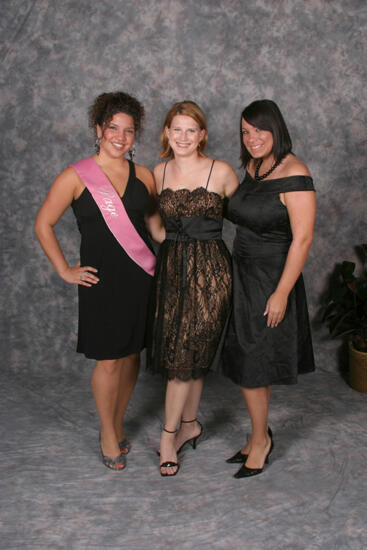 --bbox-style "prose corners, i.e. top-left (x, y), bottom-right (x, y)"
top-left (322, 244), bottom-right (367, 393)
